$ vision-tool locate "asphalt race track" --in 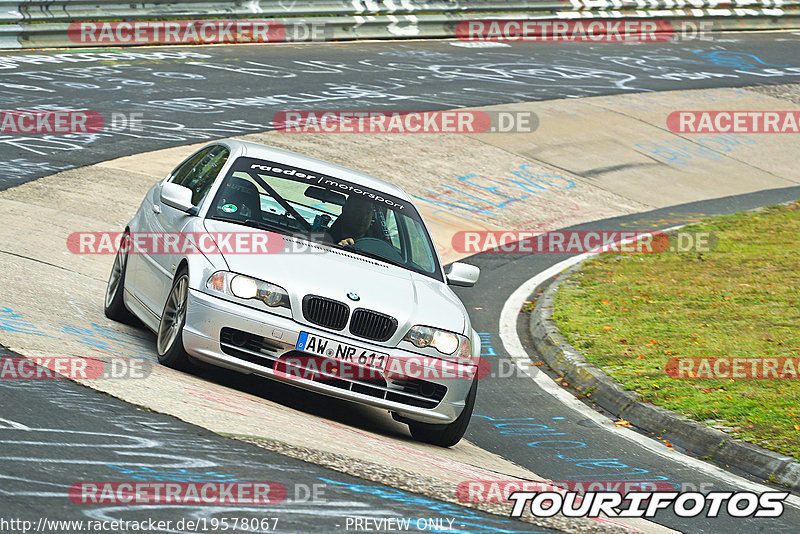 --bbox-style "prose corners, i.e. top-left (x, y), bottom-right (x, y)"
top-left (2, 34), bottom-right (800, 533)
top-left (2, 34), bottom-right (800, 190)
top-left (0, 346), bottom-right (548, 534)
